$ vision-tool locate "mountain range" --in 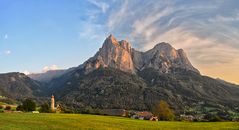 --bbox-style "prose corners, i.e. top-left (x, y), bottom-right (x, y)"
top-left (1, 35), bottom-right (239, 117)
